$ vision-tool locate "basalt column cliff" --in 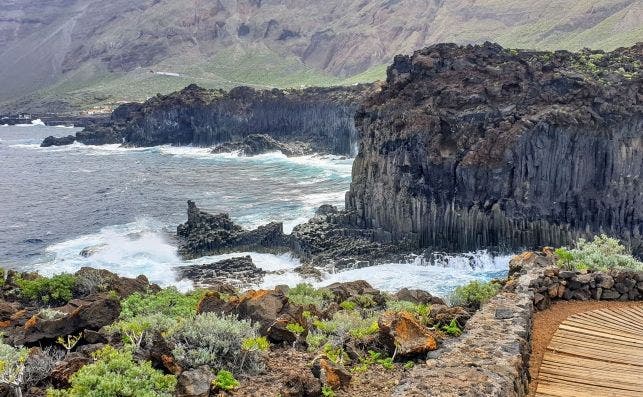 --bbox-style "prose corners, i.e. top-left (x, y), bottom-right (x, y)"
top-left (347, 43), bottom-right (642, 255)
